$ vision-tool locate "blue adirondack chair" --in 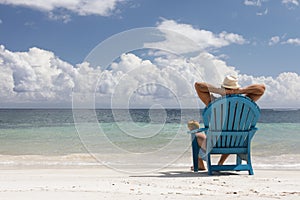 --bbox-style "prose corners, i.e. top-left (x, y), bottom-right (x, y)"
top-left (188, 94), bottom-right (261, 175)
